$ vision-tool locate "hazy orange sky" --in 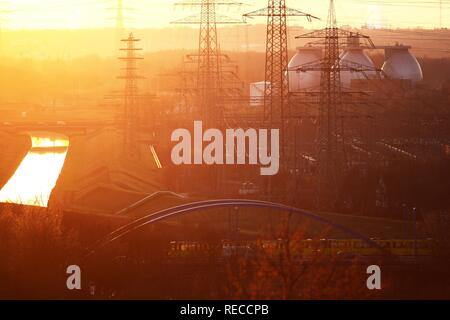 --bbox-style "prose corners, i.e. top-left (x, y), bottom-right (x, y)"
top-left (0, 0), bottom-right (448, 30)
